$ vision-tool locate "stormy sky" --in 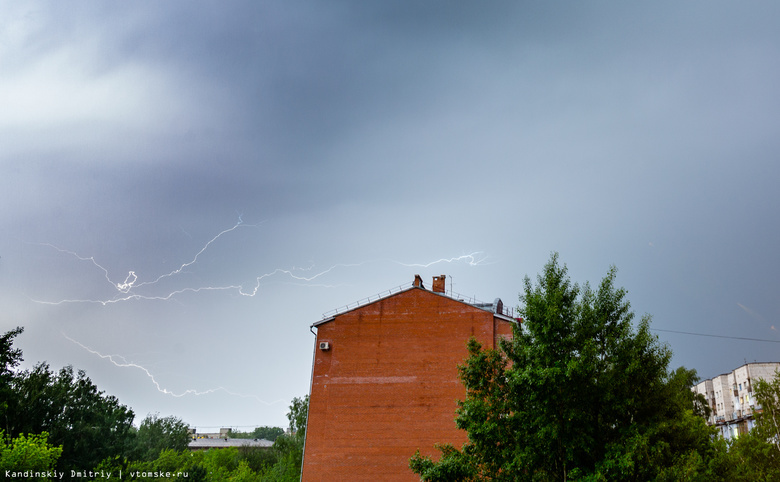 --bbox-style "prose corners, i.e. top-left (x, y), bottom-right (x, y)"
top-left (1, 1), bottom-right (779, 430)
